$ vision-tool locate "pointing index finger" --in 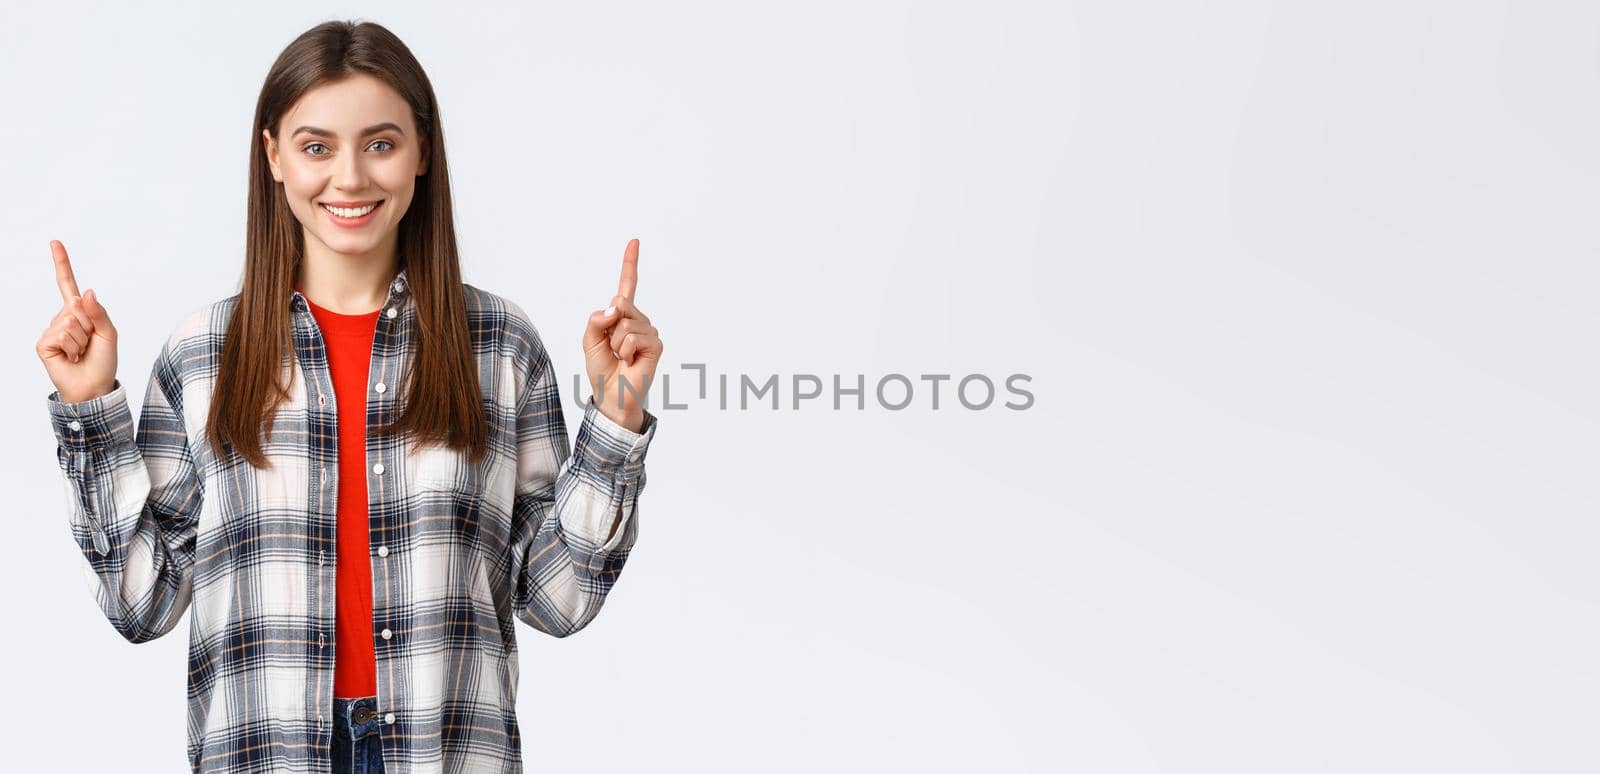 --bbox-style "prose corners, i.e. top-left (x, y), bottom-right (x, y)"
top-left (52, 240), bottom-right (81, 304)
top-left (616, 238), bottom-right (639, 302)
